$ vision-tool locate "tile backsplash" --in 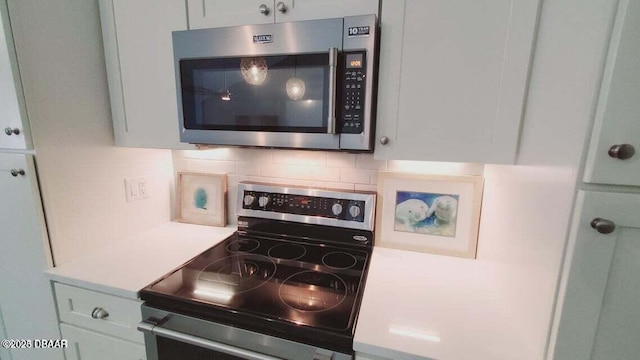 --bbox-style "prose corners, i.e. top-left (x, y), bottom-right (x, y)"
top-left (172, 148), bottom-right (484, 224)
